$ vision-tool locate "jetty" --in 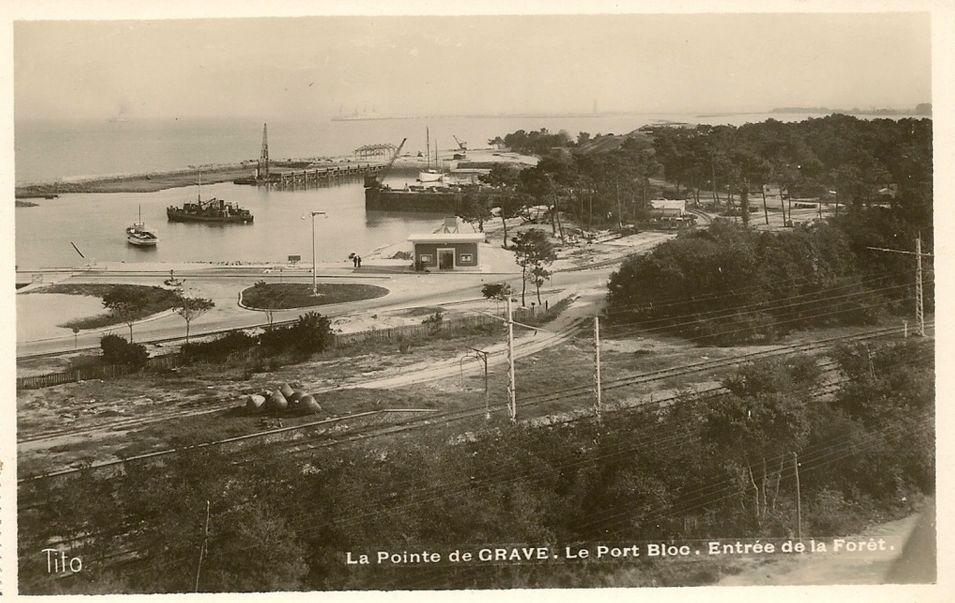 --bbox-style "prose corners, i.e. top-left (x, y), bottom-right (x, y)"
top-left (246, 163), bottom-right (386, 190)
top-left (232, 123), bottom-right (389, 190)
